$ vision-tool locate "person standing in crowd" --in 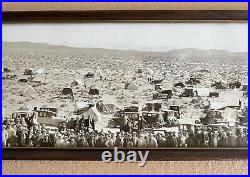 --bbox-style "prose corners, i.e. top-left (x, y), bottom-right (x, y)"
top-left (196, 128), bottom-right (203, 147)
top-left (87, 133), bottom-right (96, 147)
top-left (180, 132), bottom-right (188, 147)
top-left (202, 130), bottom-right (210, 147)
top-left (157, 133), bottom-right (166, 147)
top-left (30, 130), bottom-right (42, 147)
top-left (137, 133), bottom-right (146, 148)
top-left (59, 123), bottom-right (67, 135)
top-left (132, 132), bottom-right (138, 147)
top-left (186, 130), bottom-right (196, 147)
top-left (105, 133), bottom-right (116, 147)
top-left (6, 123), bottom-right (17, 147)
top-left (210, 130), bottom-right (219, 148)
top-left (55, 133), bottom-right (64, 148)
top-left (79, 114), bottom-right (85, 131)
top-left (78, 134), bottom-right (89, 147)
top-left (96, 133), bottom-right (106, 147)
top-left (40, 129), bottom-right (49, 147)
top-left (138, 115), bottom-right (146, 132)
top-left (73, 117), bottom-right (80, 133)
top-left (67, 118), bottom-right (75, 130)
top-left (228, 131), bottom-right (237, 147)
top-left (237, 129), bottom-right (245, 147)
top-left (146, 132), bottom-right (158, 147)
top-left (61, 136), bottom-right (68, 148)
top-left (219, 130), bottom-right (229, 147)
top-left (68, 136), bottom-right (77, 148)
top-left (2, 125), bottom-right (8, 147)
top-left (90, 117), bottom-right (95, 131)
top-left (46, 128), bottom-right (56, 147)
top-left (114, 133), bottom-right (124, 147)
top-left (84, 115), bottom-right (90, 132)
top-left (16, 125), bottom-right (27, 147)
